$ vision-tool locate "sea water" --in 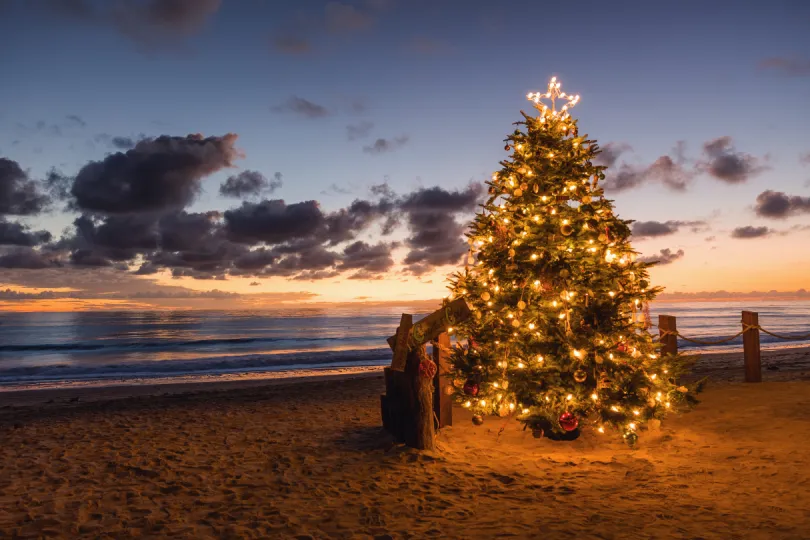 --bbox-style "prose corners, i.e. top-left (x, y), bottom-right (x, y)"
top-left (1, 301), bottom-right (808, 386)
